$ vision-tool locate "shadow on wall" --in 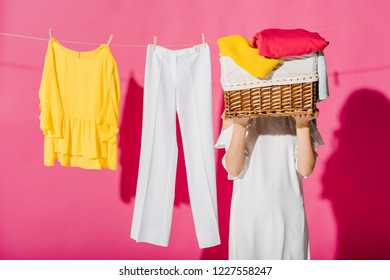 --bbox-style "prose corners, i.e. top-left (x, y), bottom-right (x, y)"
top-left (201, 92), bottom-right (232, 260)
top-left (322, 88), bottom-right (390, 259)
top-left (200, 148), bottom-right (232, 260)
top-left (120, 81), bottom-right (230, 258)
top-left (119, 75), bottom-right (143, 203)
top-left (119, 75), bottom-right (191, 206)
